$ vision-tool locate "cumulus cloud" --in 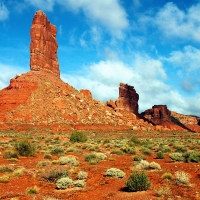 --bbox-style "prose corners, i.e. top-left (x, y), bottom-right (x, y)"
top-left (0, 3), bottom-right (9, 21)
top-left (56, 0), bottom-right (129, 38)
top-left (165, 45), bottom-right (200, 93)
top-left (167, 46), bottom-right (200, 71)
top-left (153, 2), bottom-right (200, 42)
top-left (24, 0), bottom-right (55, 11)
